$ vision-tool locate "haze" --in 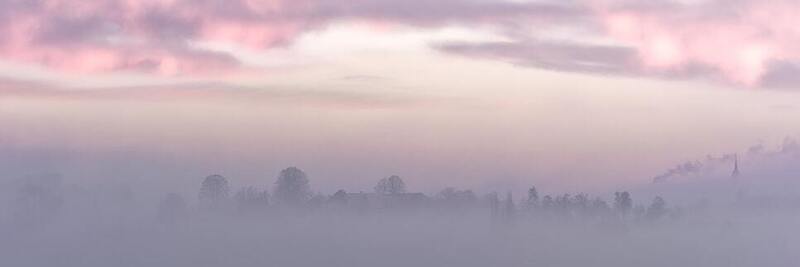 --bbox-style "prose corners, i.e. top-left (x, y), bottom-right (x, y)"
top-left (1, 0), bottom-right (800, 266)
